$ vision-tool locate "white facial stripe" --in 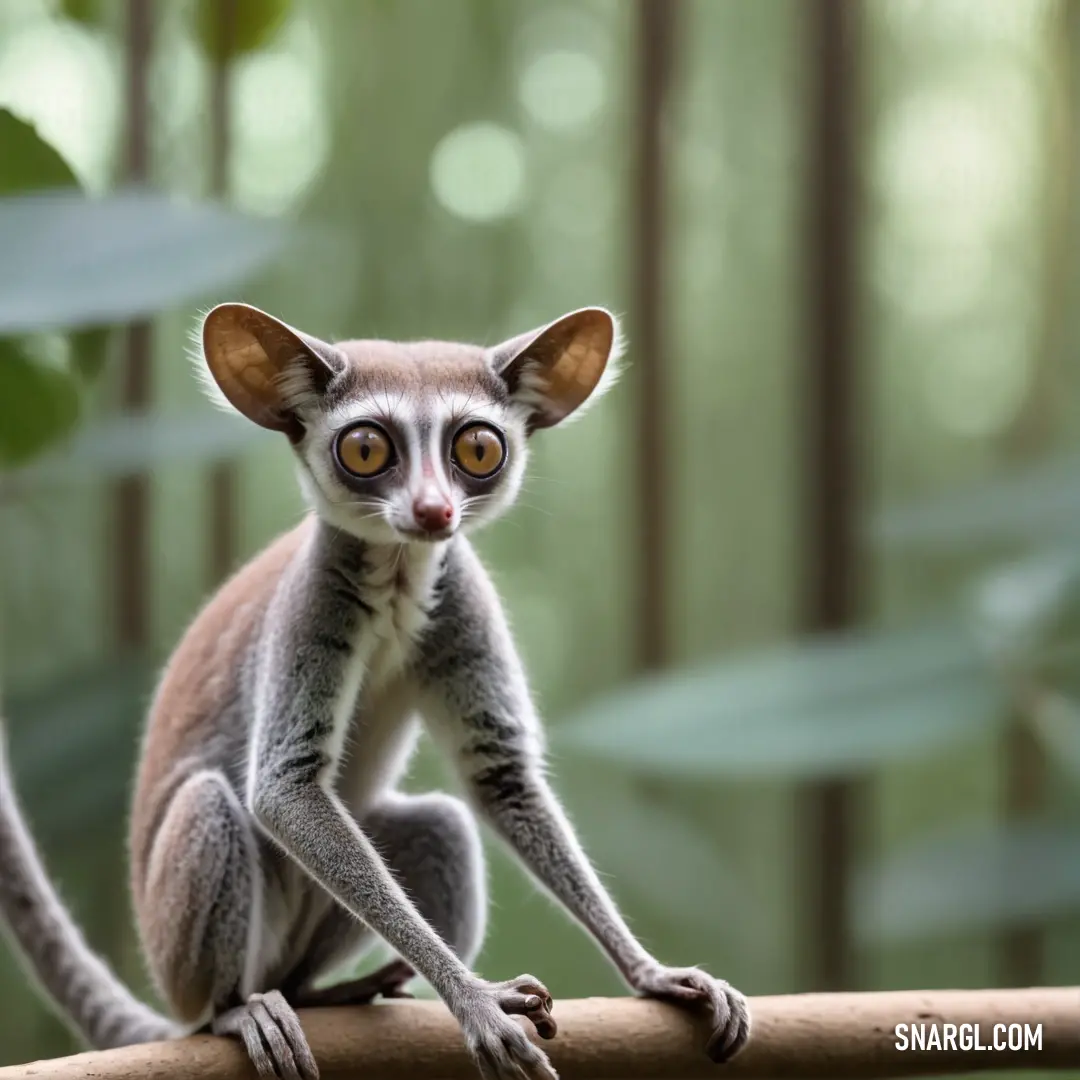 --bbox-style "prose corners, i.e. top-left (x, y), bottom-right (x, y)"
top-left (403, 422), bottom-right (430, 491)
top-left (424, 421), bottom-right (452, 492)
